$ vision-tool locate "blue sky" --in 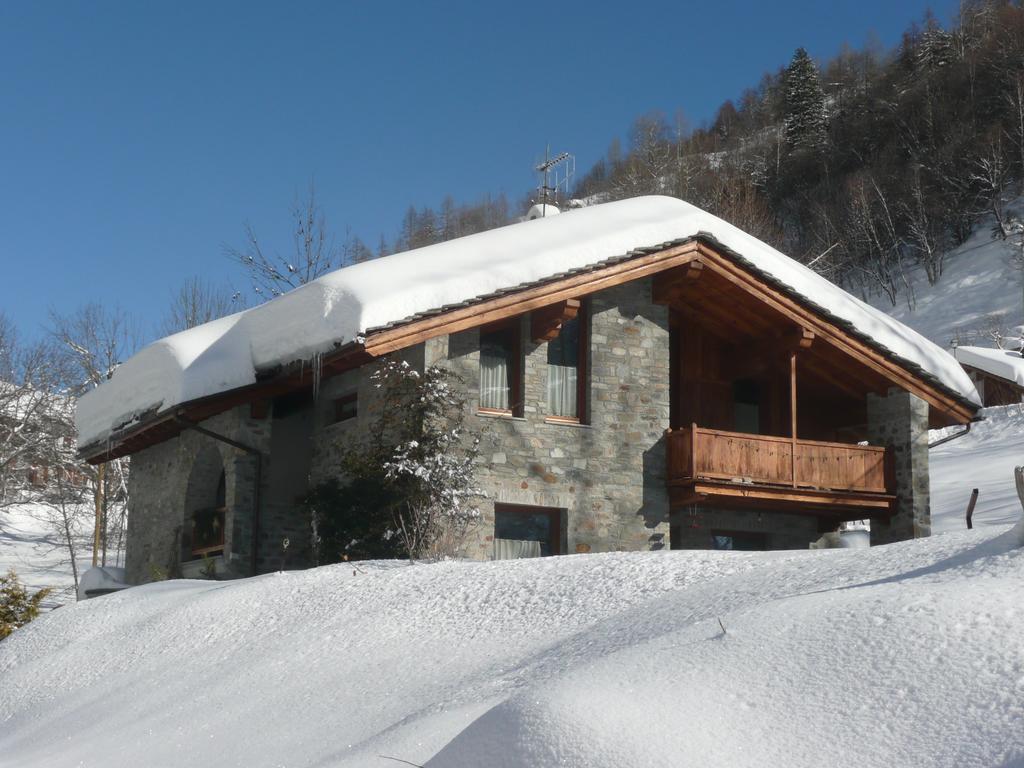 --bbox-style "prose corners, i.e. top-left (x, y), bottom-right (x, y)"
top-left (0, 0), bottom-right (957, 343)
